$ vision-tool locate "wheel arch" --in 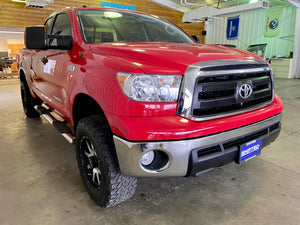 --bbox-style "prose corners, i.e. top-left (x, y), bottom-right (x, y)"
top-left (72, 93), bottom-right (108, 132)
